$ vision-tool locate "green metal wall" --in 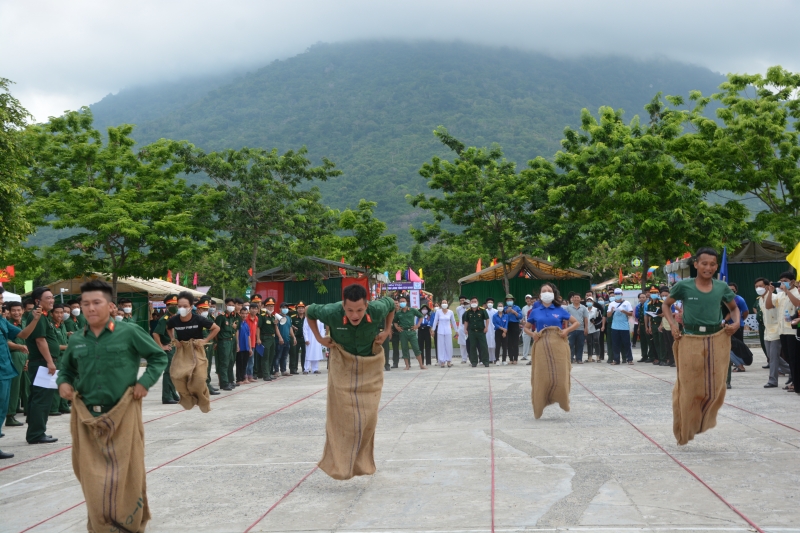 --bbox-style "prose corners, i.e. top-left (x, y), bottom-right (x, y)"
top-left (283, 278), bottom-right (342, 306)
top-left (460, 278), bottom-right (592, 304)
top-left (728, 261), bottom-right (792, 311)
